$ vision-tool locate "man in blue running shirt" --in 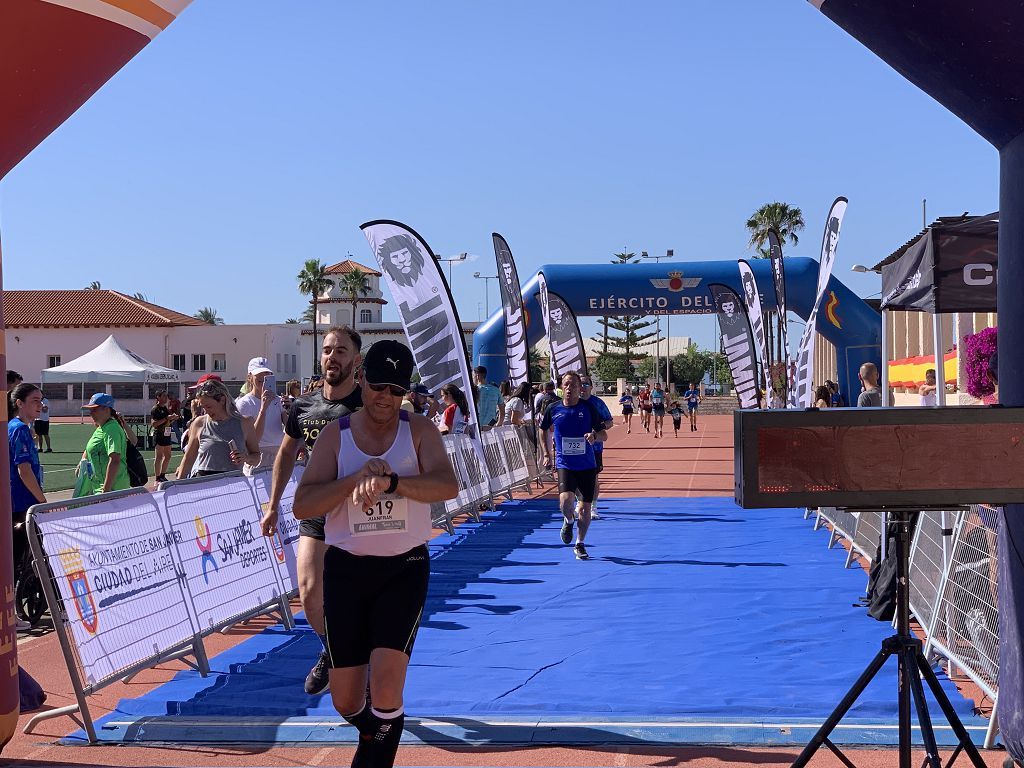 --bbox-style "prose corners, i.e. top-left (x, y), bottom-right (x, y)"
top-left (682, 382), bottom-right (702, 432)
top-left (539, 372), bottom-right (609, 560)
top-left (576, 374), bottom-right (614, 520)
